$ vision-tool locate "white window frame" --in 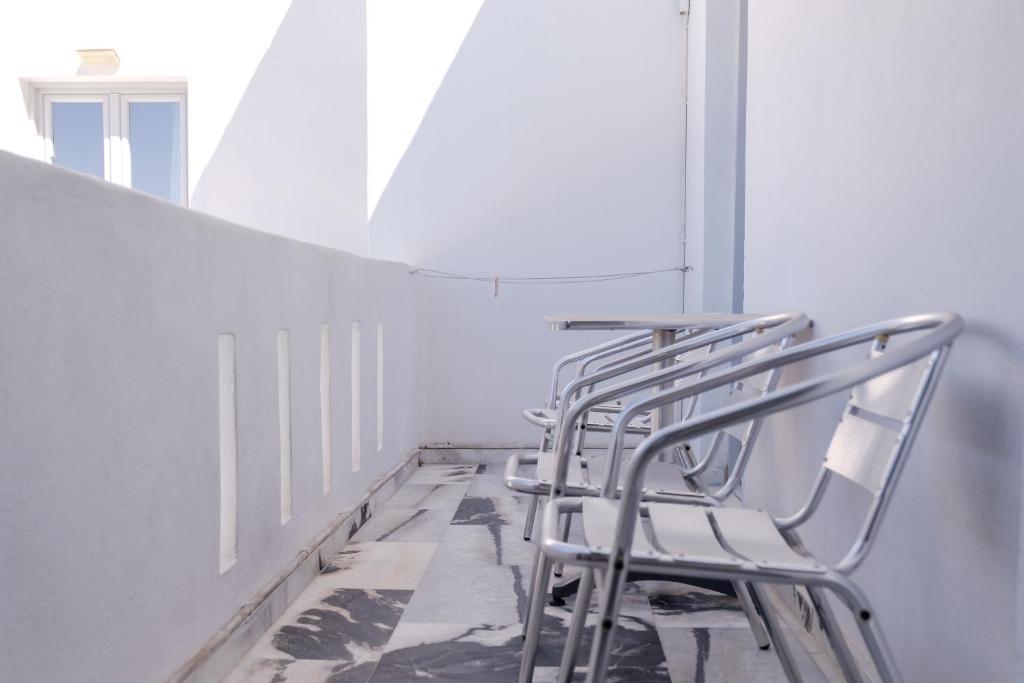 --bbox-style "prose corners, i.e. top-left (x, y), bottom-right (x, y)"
top-left (30, 79), bottom-right (188, 205)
